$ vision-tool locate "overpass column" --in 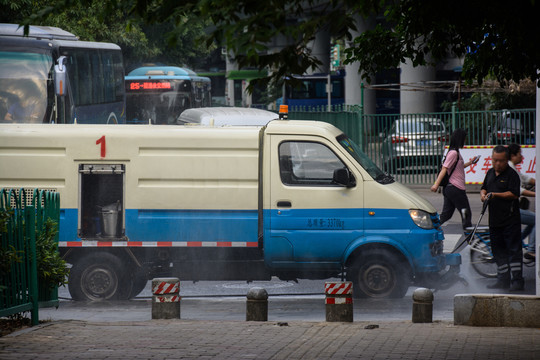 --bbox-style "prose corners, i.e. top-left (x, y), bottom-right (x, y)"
top-left (400, 56), bottom-right (436, 114)
top-left (225, 51), bottom-right (238, 107)
top-left (306, 30), bottom-right (330, 74)
top-left (345, 15), bottom-right (376, 114)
